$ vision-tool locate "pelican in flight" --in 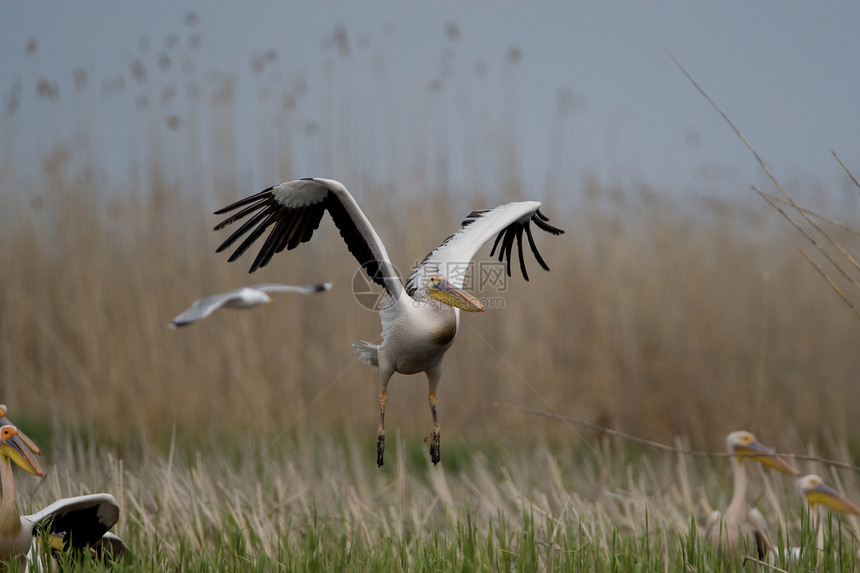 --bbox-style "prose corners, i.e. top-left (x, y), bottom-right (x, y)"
top-left (0, 425), bottom-right (127, 565)
top-left (704, 431), bottom-right (799, 558)
top-left (169, 282), bottom-right (332, 327)
top-left (213, 177), bottom-right (563, 466)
